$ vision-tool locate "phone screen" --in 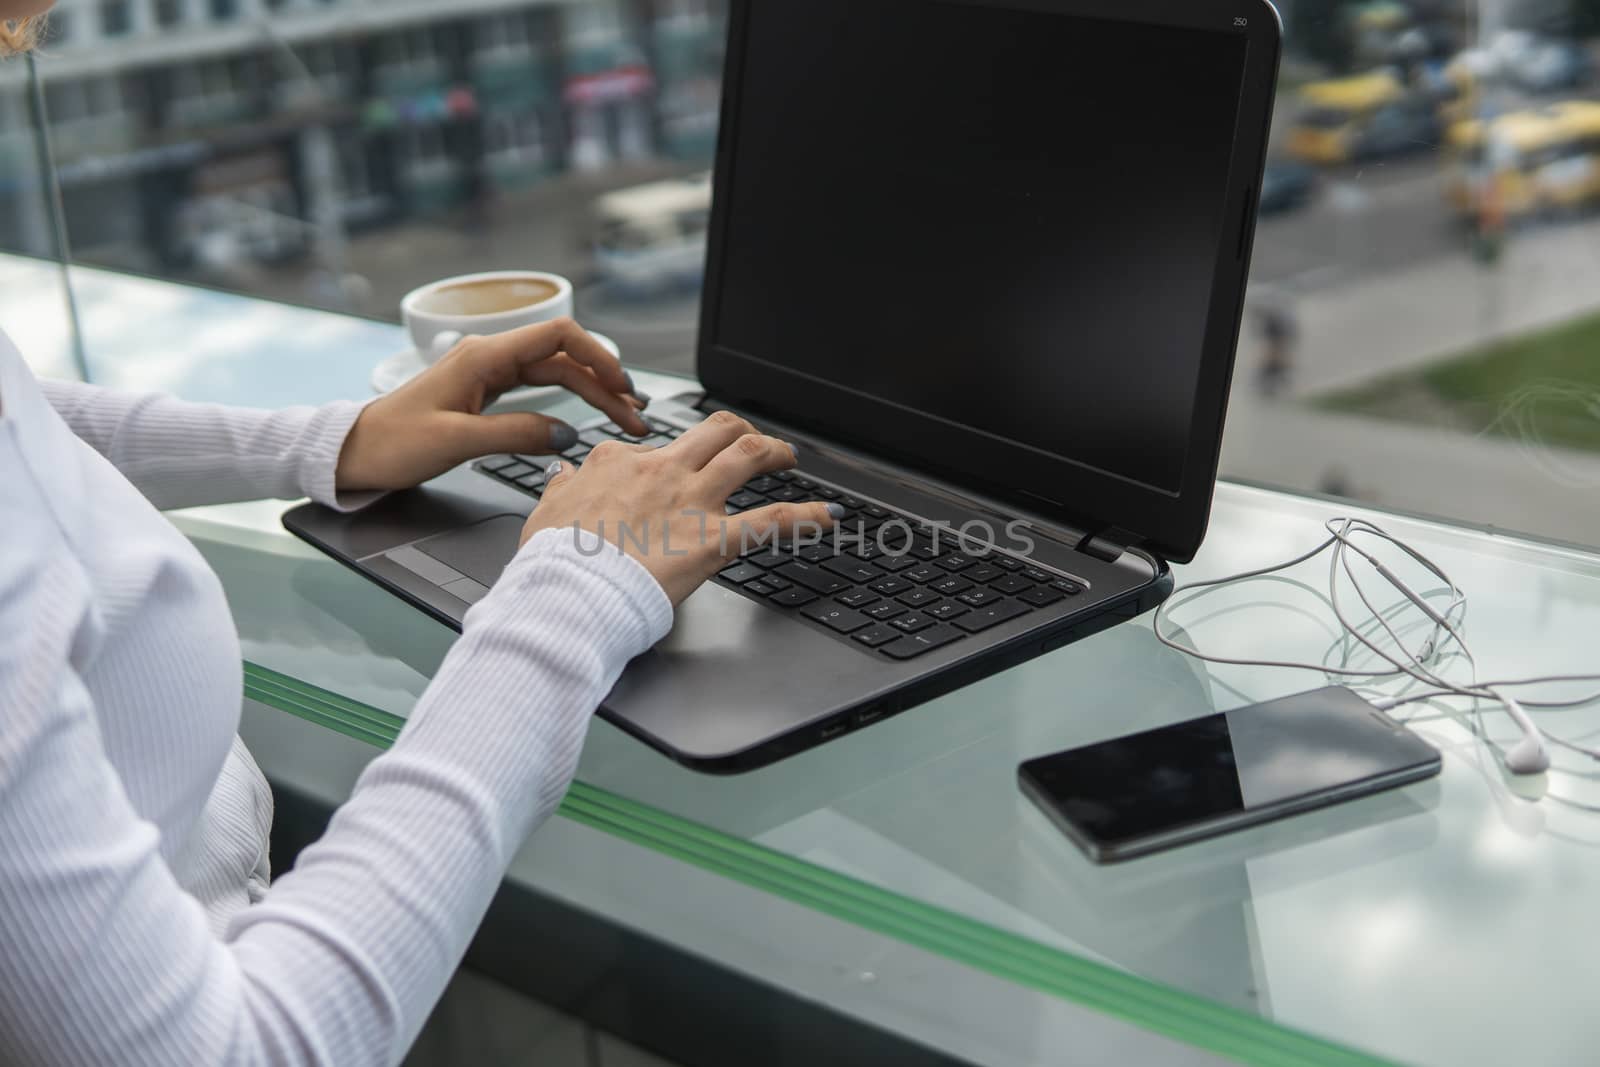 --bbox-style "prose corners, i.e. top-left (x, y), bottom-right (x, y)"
top-left (1018, 687), bottom-right (1439, 860)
